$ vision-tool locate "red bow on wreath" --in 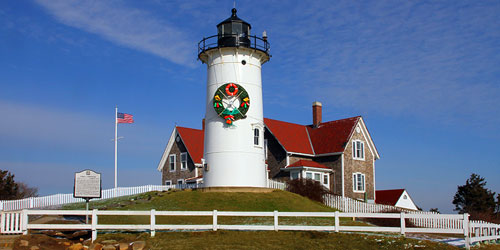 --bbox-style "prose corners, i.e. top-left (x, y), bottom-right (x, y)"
top-left (224, 115), bottom-right (235, 124)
